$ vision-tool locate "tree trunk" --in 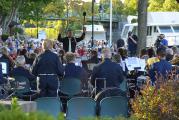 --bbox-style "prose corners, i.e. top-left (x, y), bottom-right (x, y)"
top-left (1, 0), bottom-right (23, 34)
top-left (137, 0), bottom-right (148, 55)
